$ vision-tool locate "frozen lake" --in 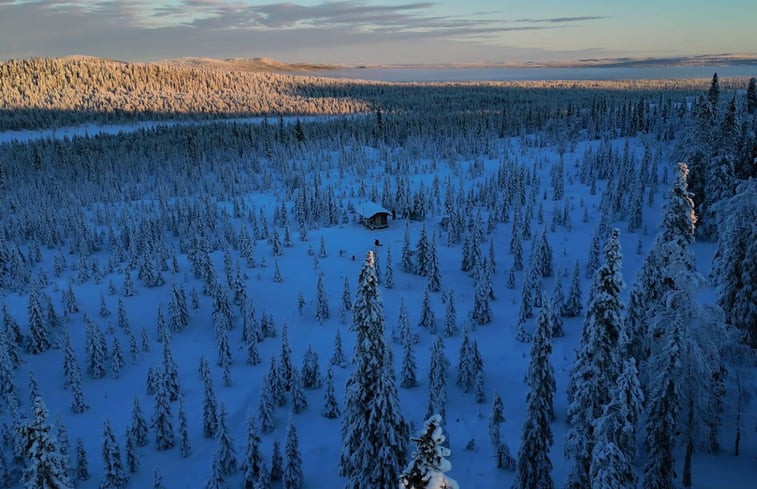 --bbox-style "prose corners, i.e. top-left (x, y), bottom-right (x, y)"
top-left (313, 64), bottom-right (757, 82)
